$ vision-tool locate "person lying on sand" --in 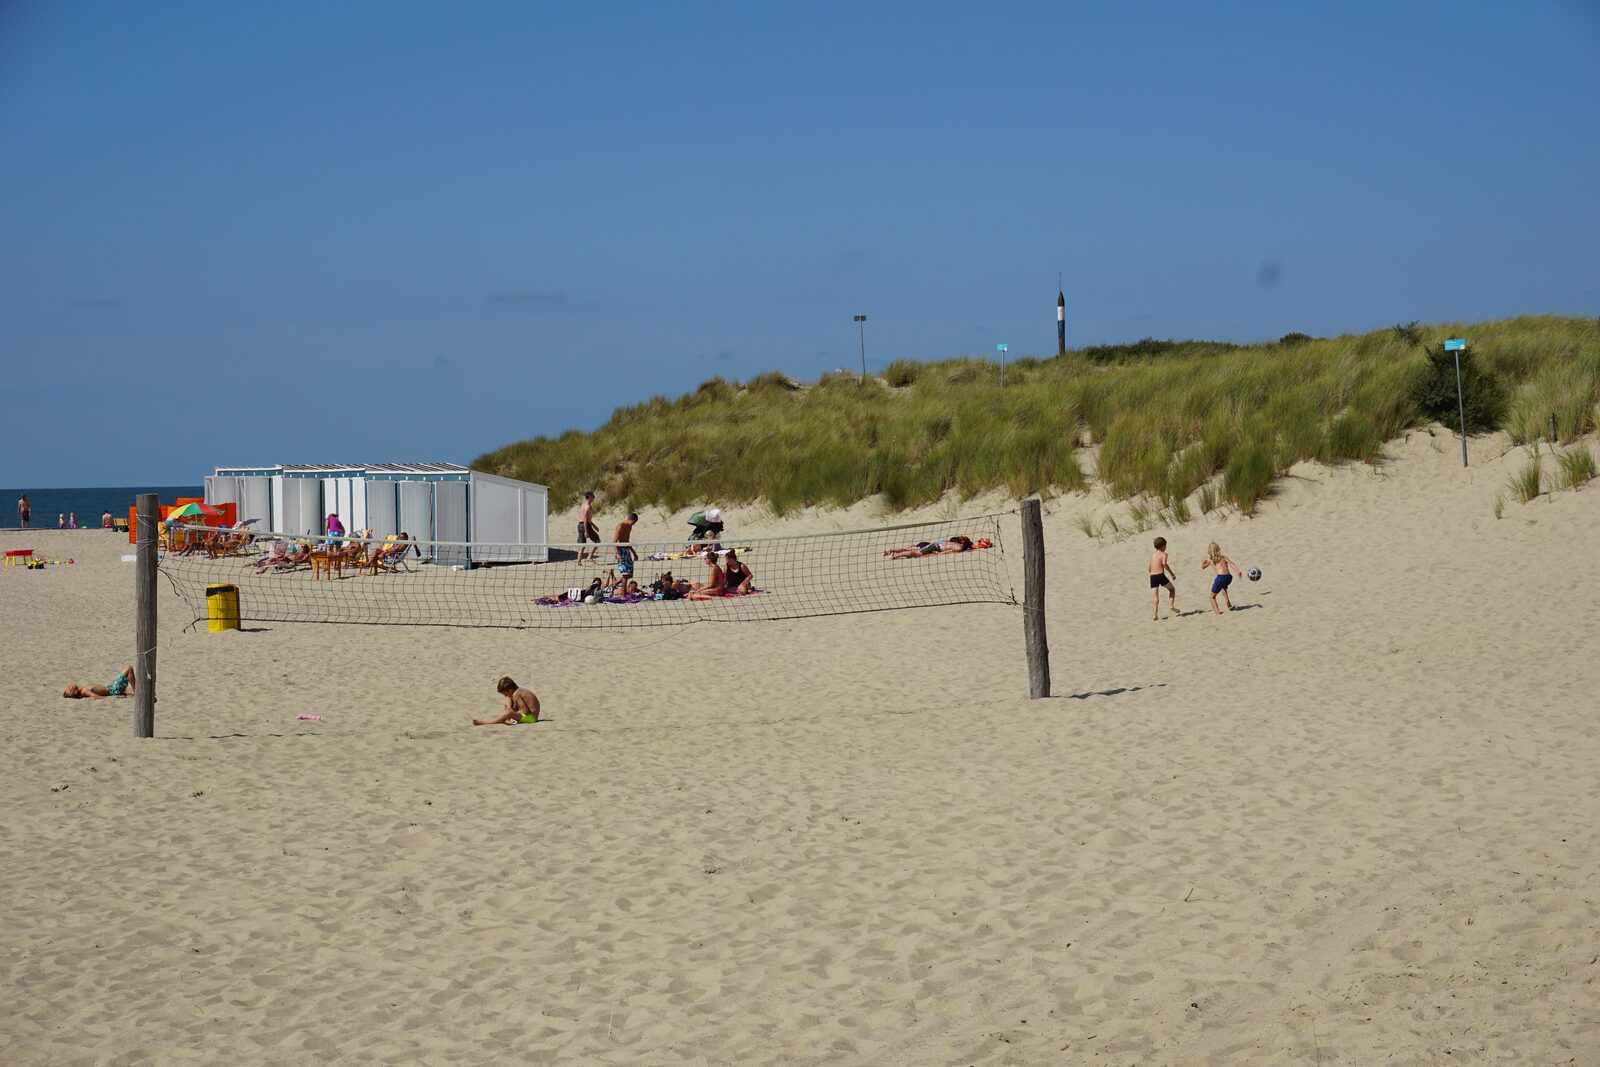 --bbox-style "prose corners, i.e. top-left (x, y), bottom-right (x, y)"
top-left (64, 666), bottom-right (135, 700)
top-left (534, 578), bottom-right (602, 605)
top-left (651, 572), bottom-right (688, 600)
top-left (1200, 541), bottom-right (1244, 615)
top-left (884, 535), bottom-right (974, 559)
top-left (473, 675), bottom-right (541, 726)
